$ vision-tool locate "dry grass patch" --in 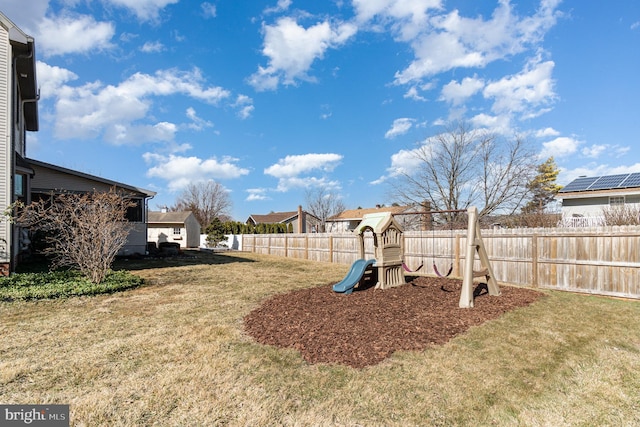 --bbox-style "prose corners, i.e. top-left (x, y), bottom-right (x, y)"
top-left (1, 251), bottom-right (640, 426)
